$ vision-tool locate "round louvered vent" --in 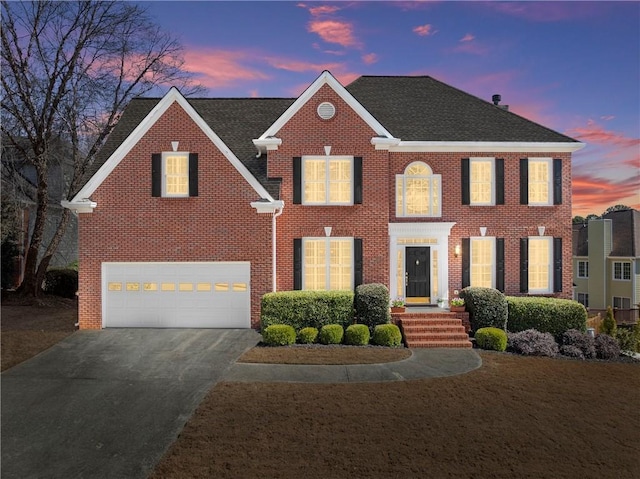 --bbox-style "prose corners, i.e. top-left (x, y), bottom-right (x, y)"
top-left (317, 102), bottom-right (336, 120)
